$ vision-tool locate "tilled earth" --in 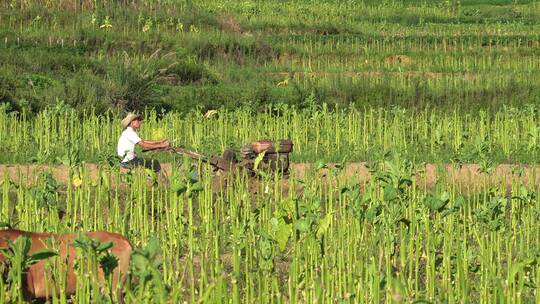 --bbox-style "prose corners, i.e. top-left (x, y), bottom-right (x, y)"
top-left (1, 163), bottom-right (539, 192)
